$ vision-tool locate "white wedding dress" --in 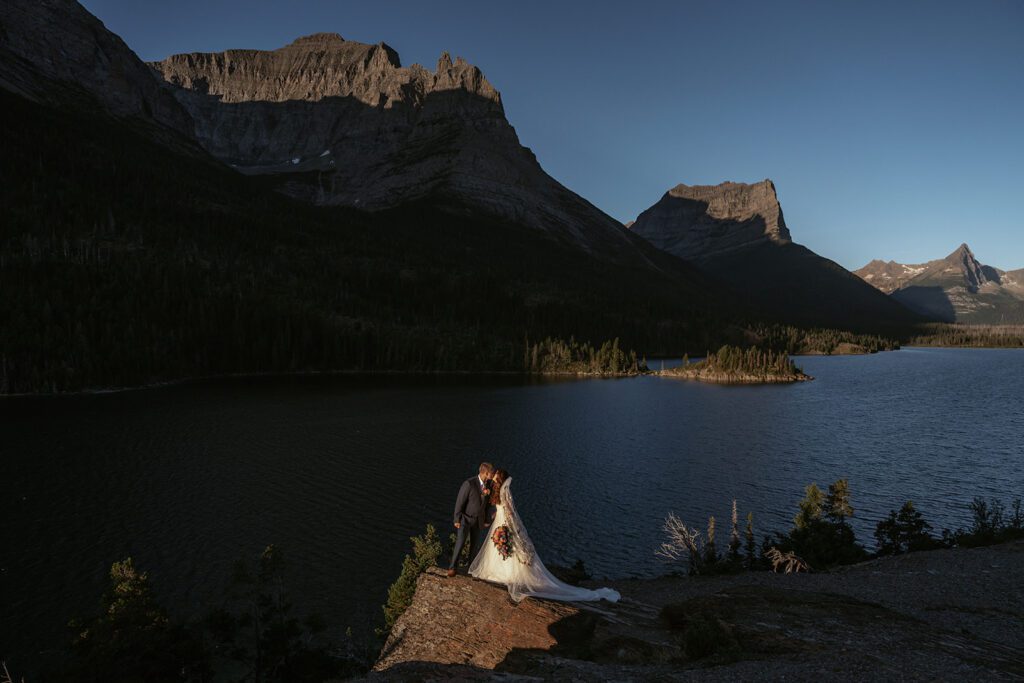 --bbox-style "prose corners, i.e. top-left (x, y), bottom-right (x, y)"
top-left (469, 478), bottom-right (620, 603)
